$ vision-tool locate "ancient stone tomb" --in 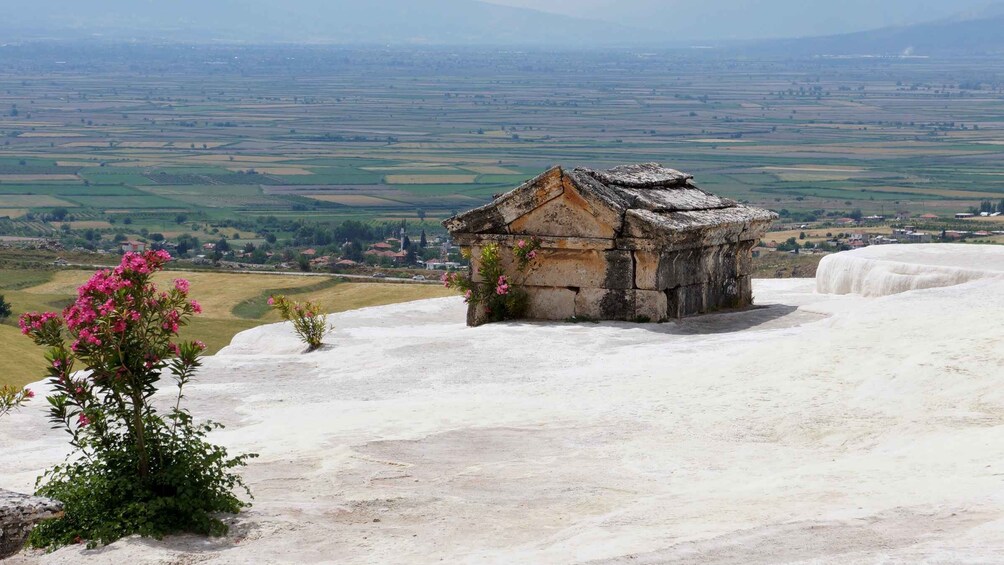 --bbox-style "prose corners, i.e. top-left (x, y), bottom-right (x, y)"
top-left (443, 163), bottom-right (777, 323)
